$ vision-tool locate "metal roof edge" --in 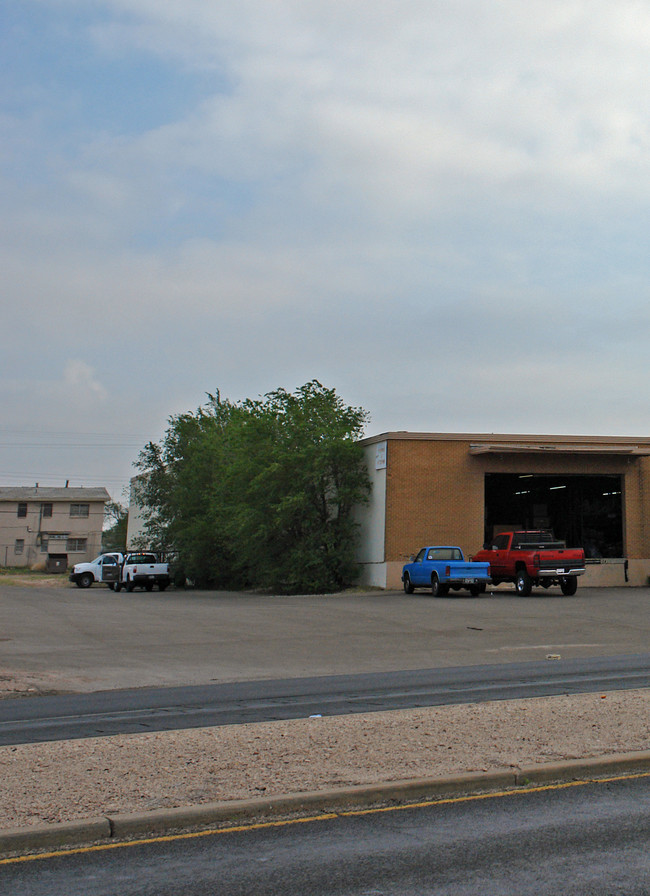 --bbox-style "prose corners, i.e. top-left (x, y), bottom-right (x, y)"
top-left (359, 431), bottom-right (650, 447)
